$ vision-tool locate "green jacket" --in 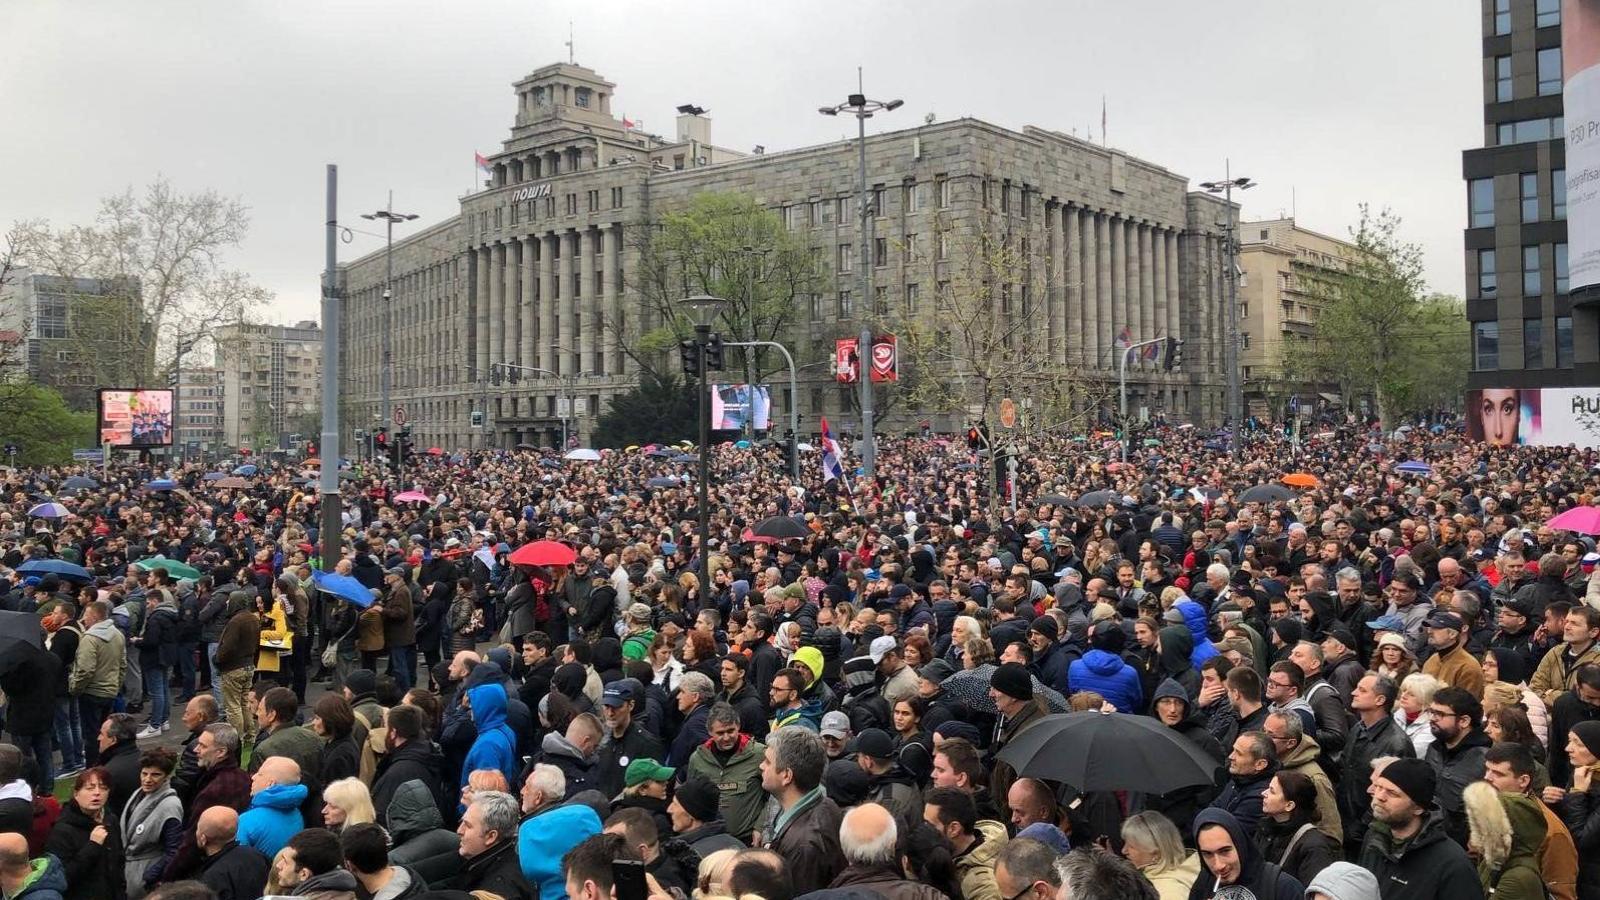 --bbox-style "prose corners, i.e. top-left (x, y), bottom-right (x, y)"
top-left (684, 734), bottom-right (767, 844)
top-left (69, 619), bottom-right (125, 699)
top-left (250, 724), bottom-right (325, 781)
top-left (1477, 792), bottom-right (1549, 900)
